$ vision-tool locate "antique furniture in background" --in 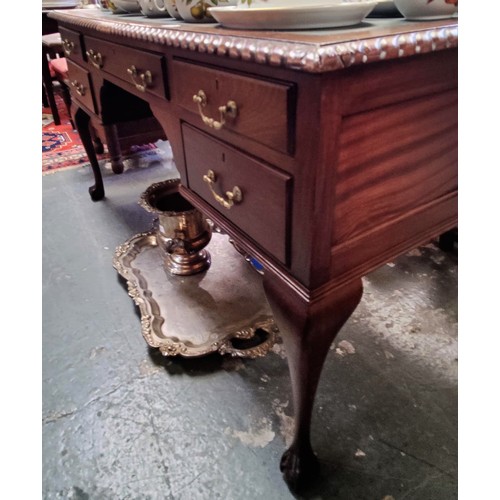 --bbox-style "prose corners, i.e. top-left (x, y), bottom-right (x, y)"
top-left (53, 19), bottom-right (167, 185)
top-left (42, 3), bottom-right (78, 124)
top-left (42, 33), bottom-right (70, 126)
top-left (49, 9), bottom-right (458, 490)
